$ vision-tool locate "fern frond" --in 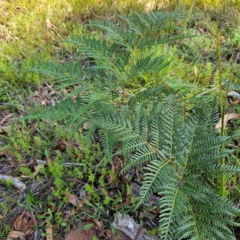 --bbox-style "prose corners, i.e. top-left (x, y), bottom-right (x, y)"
top-left (99, 130), bottom-right (116, 161)
top-left (64, 36), bottom-right (116, 70)
top-left (87, 22), bottom-right (132, 50)
top-left (158, 179), bottom-right (187, 240)
top-left (30, 61), bottom-right (84, 86)
top-left (137, 33), bottom-right (194, 50)
top-left (128, 55), bottom-right (168, 78)
top-left (209, 163), bottom-right (240, 176)
top-left (27, 97), bottom-right (83, 122)
top-left (137, 162), bottom-right (173, 209)
top-left (225, 81), bottom-right (240, 91)
top-left (120, 10), bottom-right (183, 35)
top-left (163, 77), bottom-right (198, 91)
top-left (128, 84), bottom-right (172, 107)
top-left (123, 148), bottom-right (159, 169)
